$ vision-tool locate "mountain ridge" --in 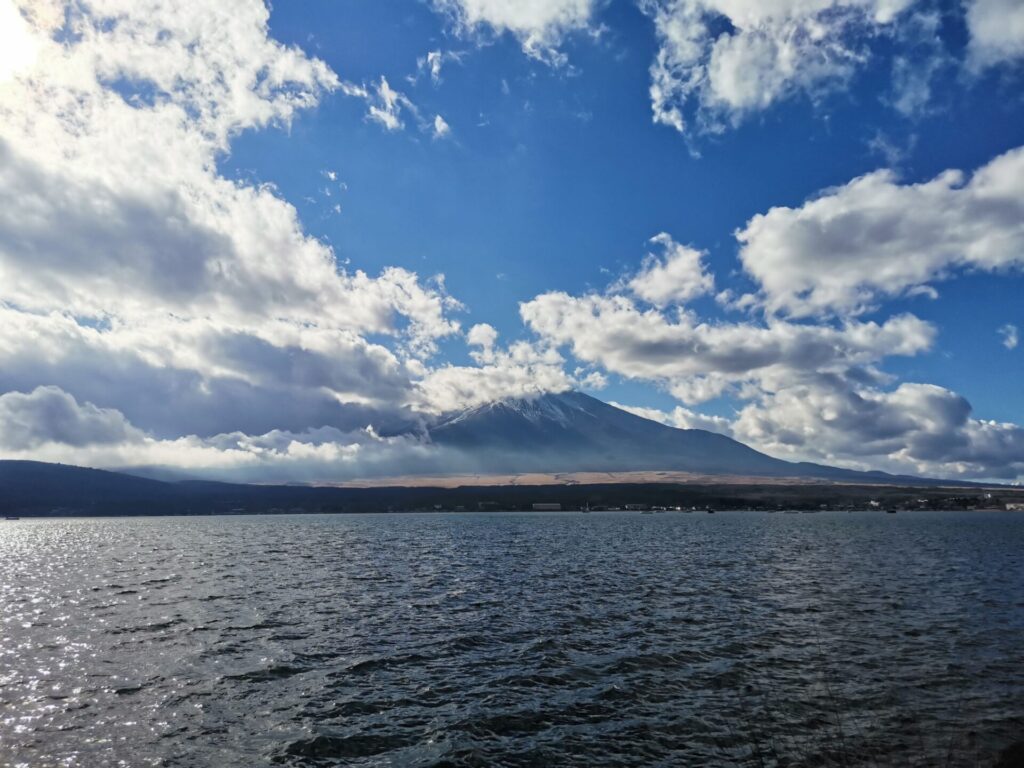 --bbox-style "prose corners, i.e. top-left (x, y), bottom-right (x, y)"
top-left (426, 391), bottom-right (924, 484)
